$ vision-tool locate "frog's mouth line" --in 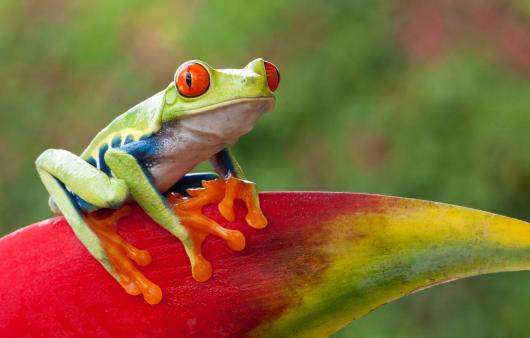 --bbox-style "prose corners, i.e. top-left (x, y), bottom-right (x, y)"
top-left (178, 97), bottom-right (276, 118)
